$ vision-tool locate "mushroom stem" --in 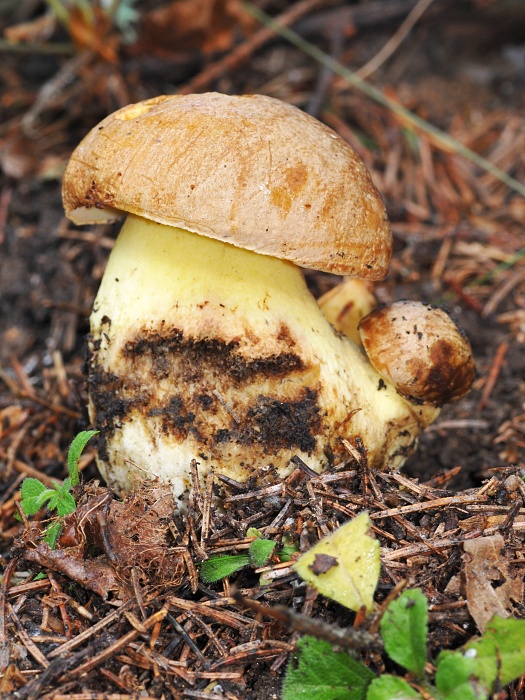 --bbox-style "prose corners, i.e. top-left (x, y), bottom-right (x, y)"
top-left (318, 278), bottom-right (377, 346)
top-left (88, 214), bottom-right (438, 497)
